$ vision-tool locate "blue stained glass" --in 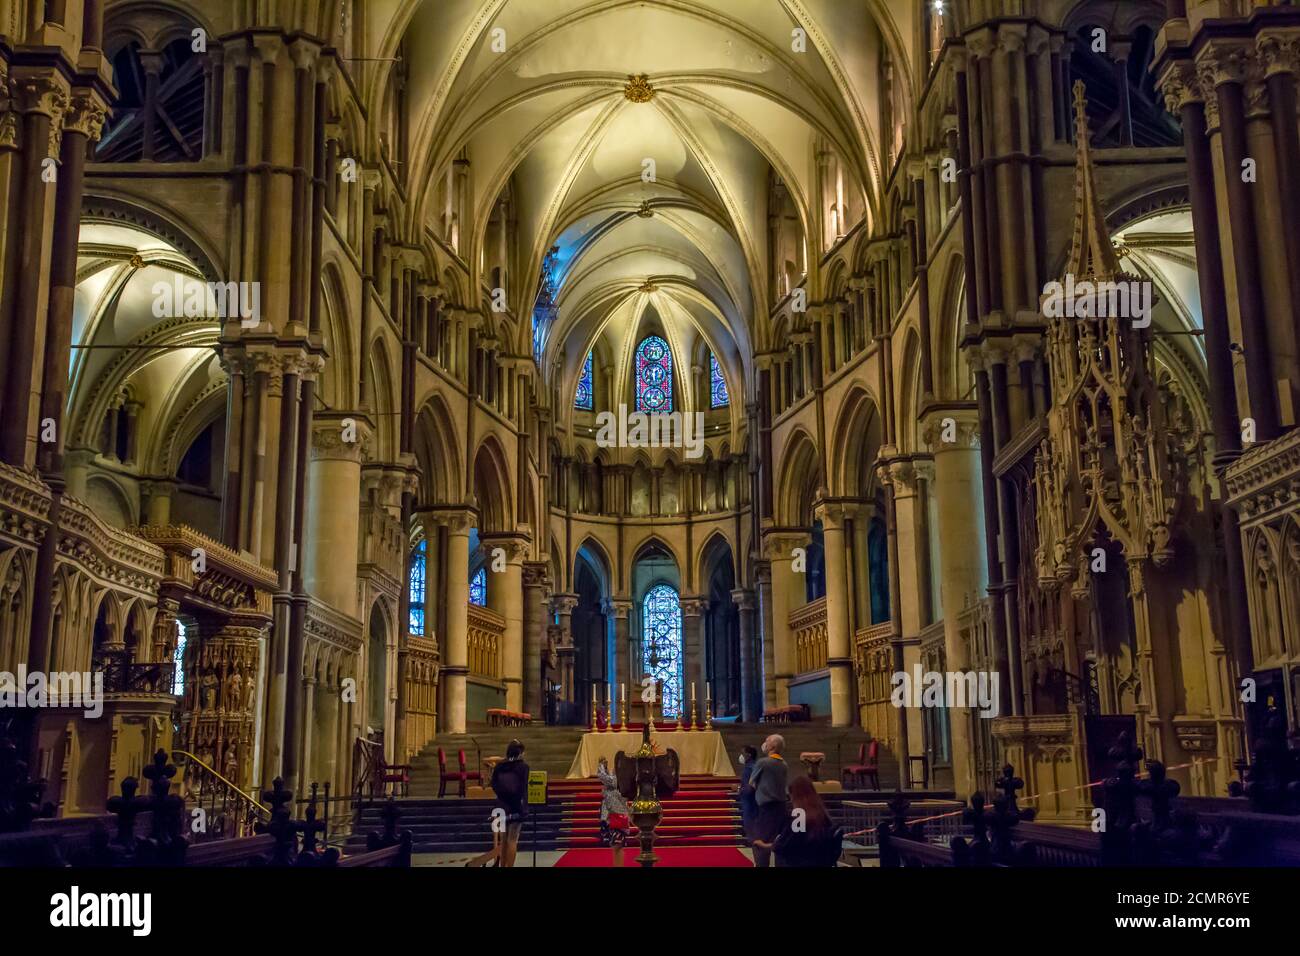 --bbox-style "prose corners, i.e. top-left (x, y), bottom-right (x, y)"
top-left (575, 351), bottom-right (593, 410)
top-left (710, 353), bottom-right (729, 408)
top-left (409, 539), bottom-right (426, 635)
top-left (642, 584), bottom-right (683, 718)
top-left (172, 621), bottom-right (187, 696)
top-left (636, 335), bottom-right (673, 413)
top-left (470, 567), bottom-right (487, 606)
